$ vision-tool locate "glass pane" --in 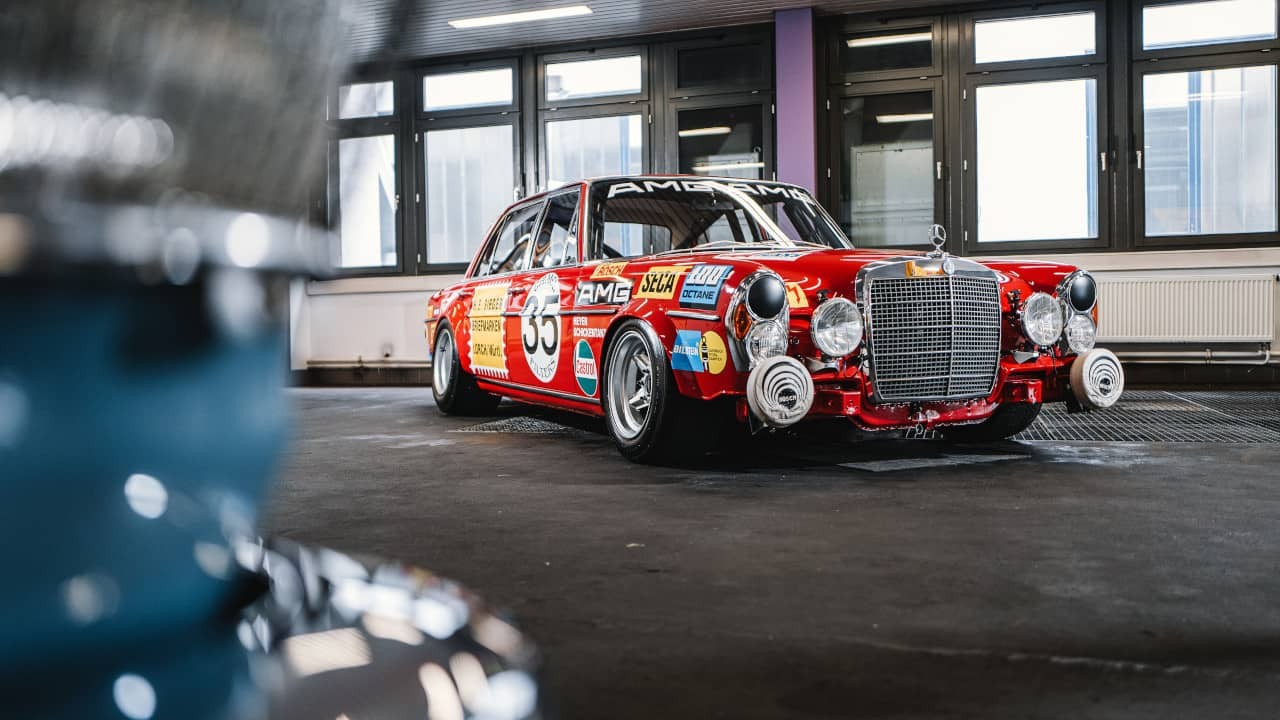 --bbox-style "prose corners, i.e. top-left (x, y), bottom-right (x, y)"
top-left (1143, 0), bottom-right (1278, 50)
top-left (532, 190), bottom-right (581, 268)
top-left (336, 135), bottom-right (397, 267)
top-left (338, 81), bottom-right (394, 119)
top-left (974, 12), bottom-right (1096, 64)
top-left (423, 68), bottom-right (513, 112)
top-left (840, 27), bottom-right (933, 74)
top-left (1144, 65), bottom-right (1278, 236)
top-left (677, 45), bottom-right (767, 89)
top-left (477, 202), bottom-right (542, 277)
top-left (544, 114), bottom-right (643, 189)
top-left (976, 78), bottom-right (1099, 242)
top-left (545, 56), bottom-right (642, 102)
top-left (678, 105), bottom-right (764, 180)
top-left (425, 125), bottom-right (515, 264)
top-left (839, 92), bottom-right (934, 247)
